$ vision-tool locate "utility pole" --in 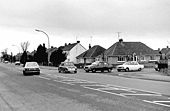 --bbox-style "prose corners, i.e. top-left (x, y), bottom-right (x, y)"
top-left (117, 32), bottom-right (121, 40)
